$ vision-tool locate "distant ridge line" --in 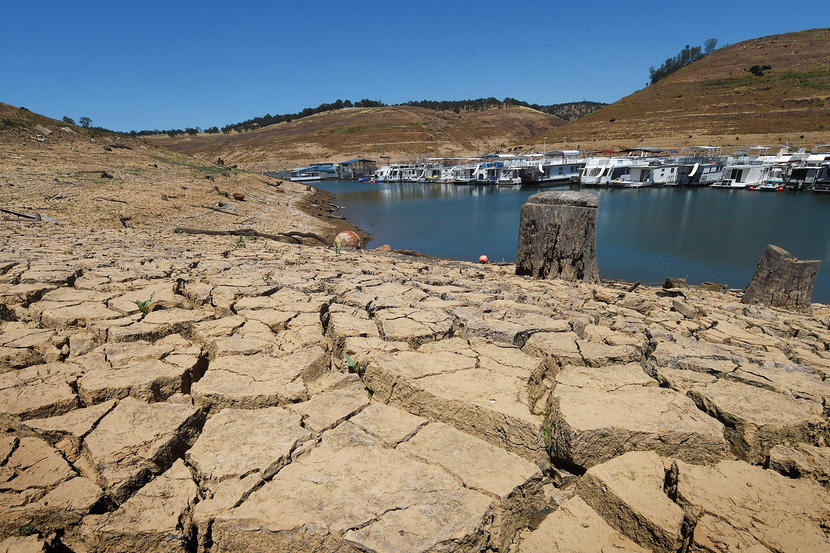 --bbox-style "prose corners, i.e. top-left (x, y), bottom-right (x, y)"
top-left (130, 98), bottom-right (606, 137)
